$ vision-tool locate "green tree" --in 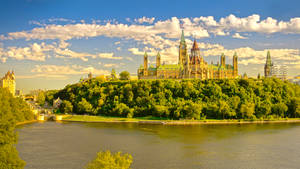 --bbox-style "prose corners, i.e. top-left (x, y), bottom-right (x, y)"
top-left (119, 71), bottom-right (130, 80)
top-left (110, 69), bottom-right (118, 81)
top-left (288, 97), bottom-right (300, 117)
top-left (240, 102), bottom-right (255, 119)
top-left (272, 102), bottom-right (288, 117)
top-left (85, 150), bottom-right (132, 169)
top-left (78, 98), bottom-right (93, 114)
top-left (0, 88), bottom-right (26, 169)
top-left (60, 100), bottom-right (73, 114)
top-left (37, 91), bottom-right (45, 106)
